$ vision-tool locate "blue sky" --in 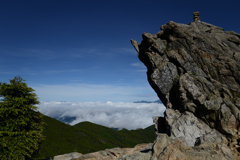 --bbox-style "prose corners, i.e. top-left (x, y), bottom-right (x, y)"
top-left (1, 0), bottom-right (240, 102)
